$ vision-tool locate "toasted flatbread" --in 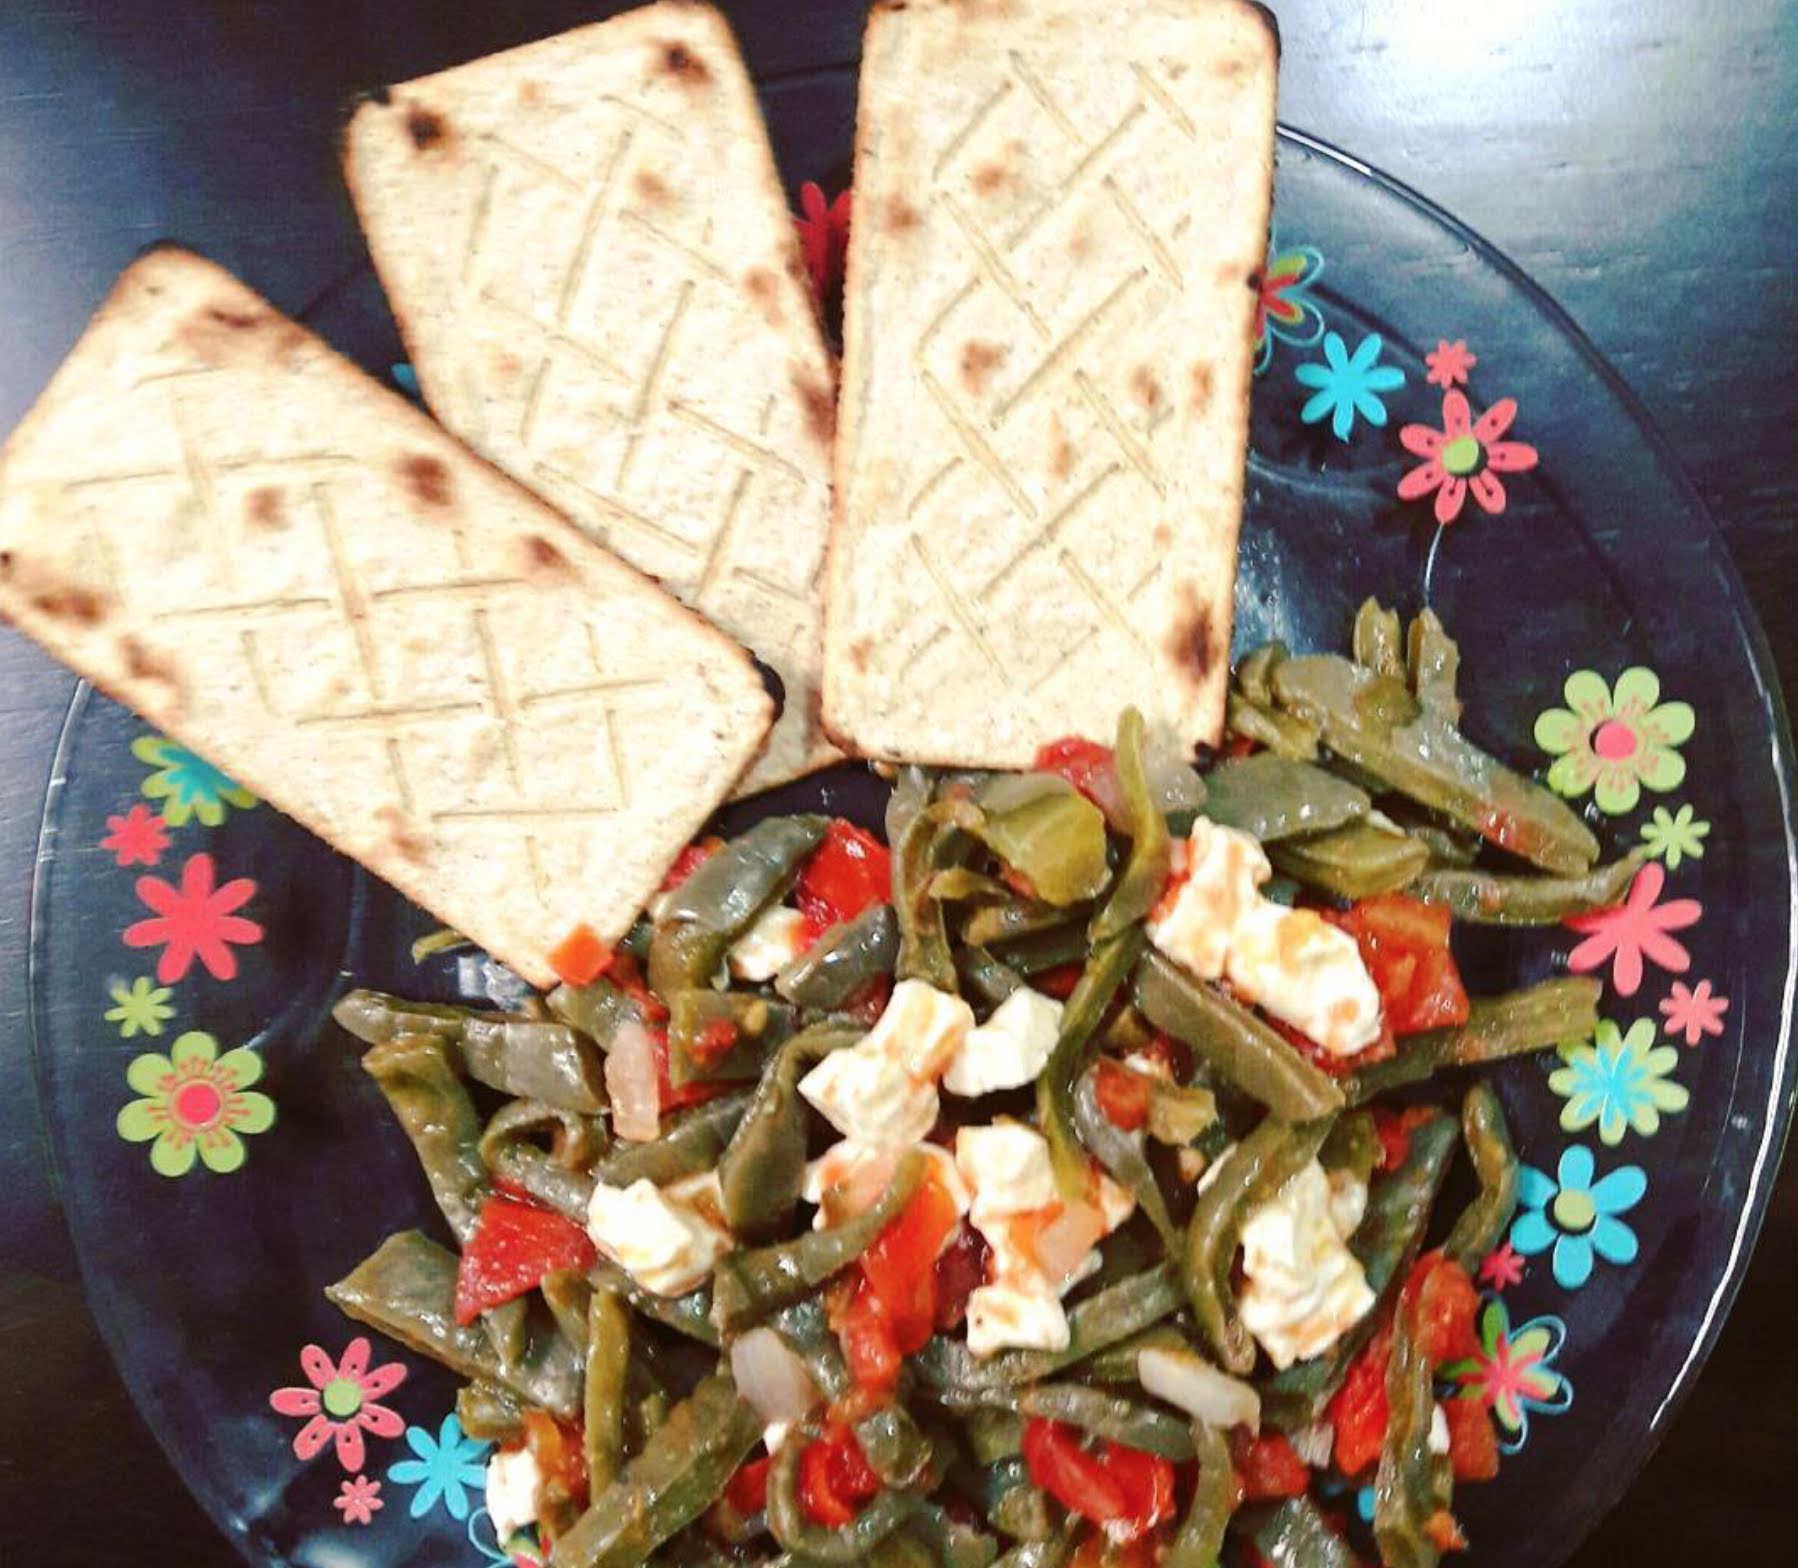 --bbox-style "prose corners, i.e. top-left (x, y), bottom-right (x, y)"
top-left (342, 1), bottom-right (839, 794)
top-left (824, 0), bottom-right (1276, 766)
top-left (0, 248), bottom-right (773, 988)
